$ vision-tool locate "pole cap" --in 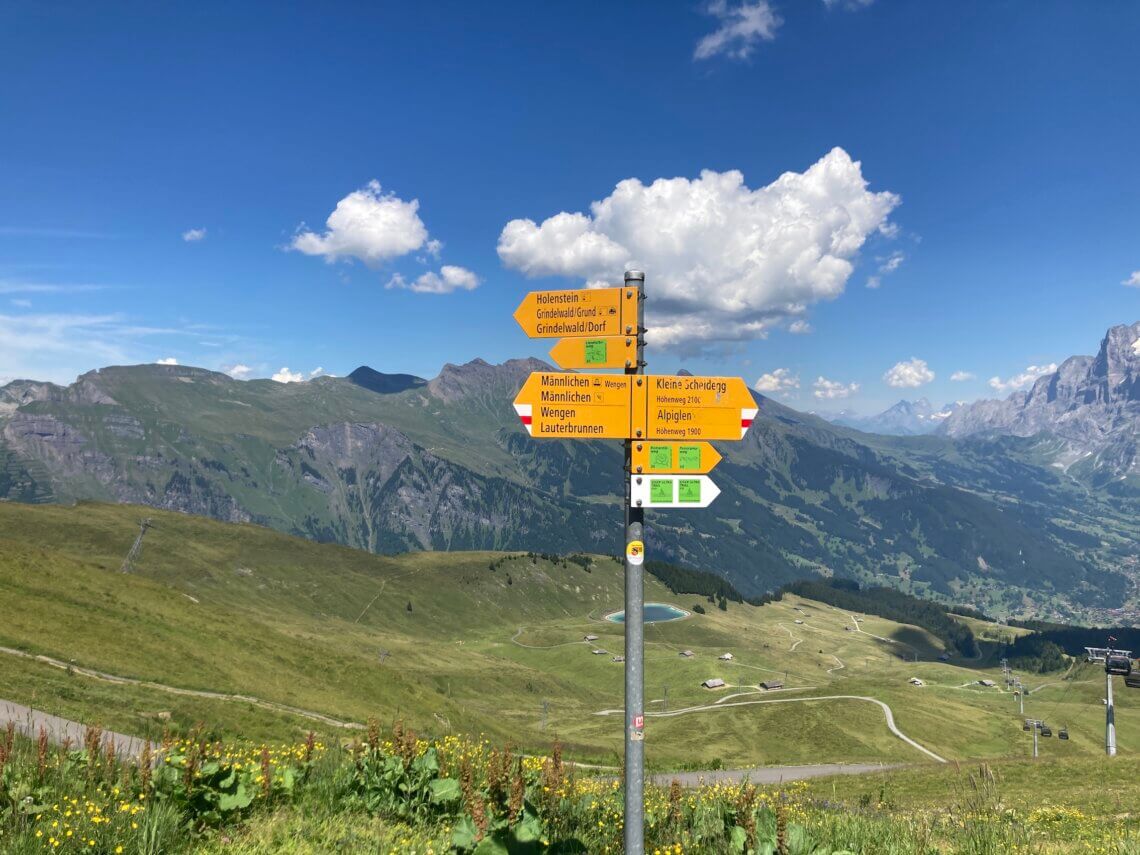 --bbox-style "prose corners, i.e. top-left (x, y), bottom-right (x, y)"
top-left (625, 270), bottom-right (645, 282)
